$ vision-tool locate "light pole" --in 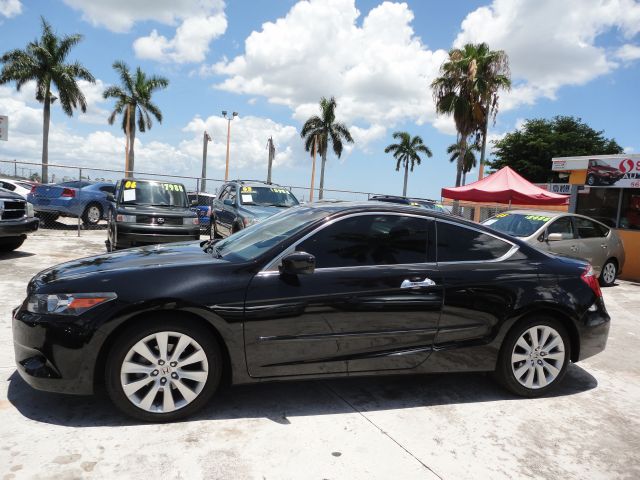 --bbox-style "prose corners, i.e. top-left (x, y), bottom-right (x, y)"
top-left (222, 111), bottom-right (238, 181)
top-left (201, 131), bottom-right (212, 192)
